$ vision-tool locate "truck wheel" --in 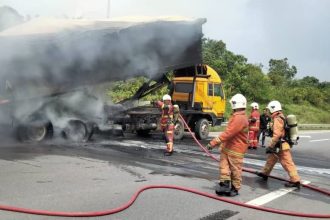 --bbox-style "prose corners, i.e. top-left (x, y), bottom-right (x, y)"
top-left (174, 120), bottom-right (184, 140)
top-left (17, 122), bottom-right (53, 142)
top-left (62, 120), bottom-right (88, 142)
top-left (194, 118), bottom-right (210, 140)
top-left (136, 129), bottom-right (151, 137)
